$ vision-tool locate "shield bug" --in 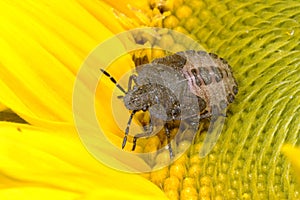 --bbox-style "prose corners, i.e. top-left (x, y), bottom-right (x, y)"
top-left (100, 50), bottom-right (238, 158)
